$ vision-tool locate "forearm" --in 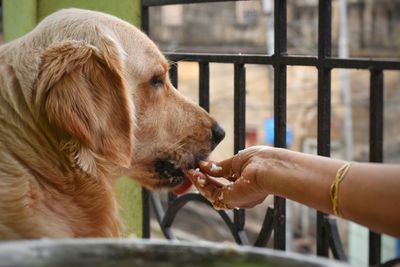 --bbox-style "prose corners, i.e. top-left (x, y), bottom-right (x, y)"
top-left (339, 162), bottom-right (400, 236)
top-left (265, 149), bottom-right (345, 214)
top-left (266, 149), bottom-right (400, 237)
